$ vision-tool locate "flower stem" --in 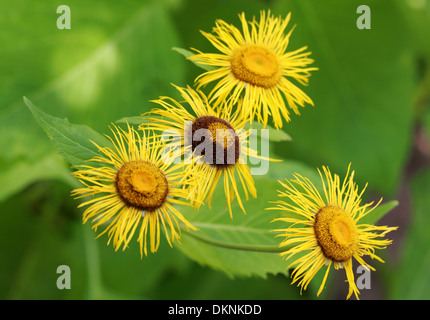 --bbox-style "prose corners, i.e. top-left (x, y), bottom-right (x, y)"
top-left (182, 229), bottom-right (285, 253)
top-left (84, 225), bottom-right (103, 299)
